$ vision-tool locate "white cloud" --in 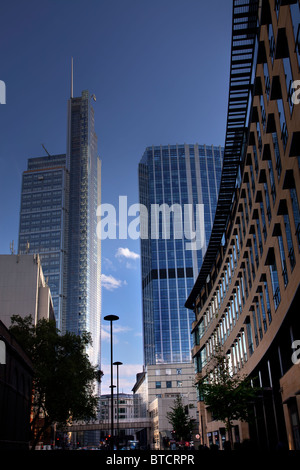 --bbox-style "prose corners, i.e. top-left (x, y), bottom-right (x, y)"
top-left (115, 247), bottom-right (140, 260)
top-left (101, 273), bottom-right (126, 291)
top-left (101, 324), bottom-right (132, 343)
top-left (103, 257), bottom-right (116, 272)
